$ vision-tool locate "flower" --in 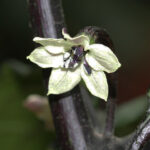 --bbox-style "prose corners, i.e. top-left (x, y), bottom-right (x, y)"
top-left (27, 28), bottom-right (121, 101)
